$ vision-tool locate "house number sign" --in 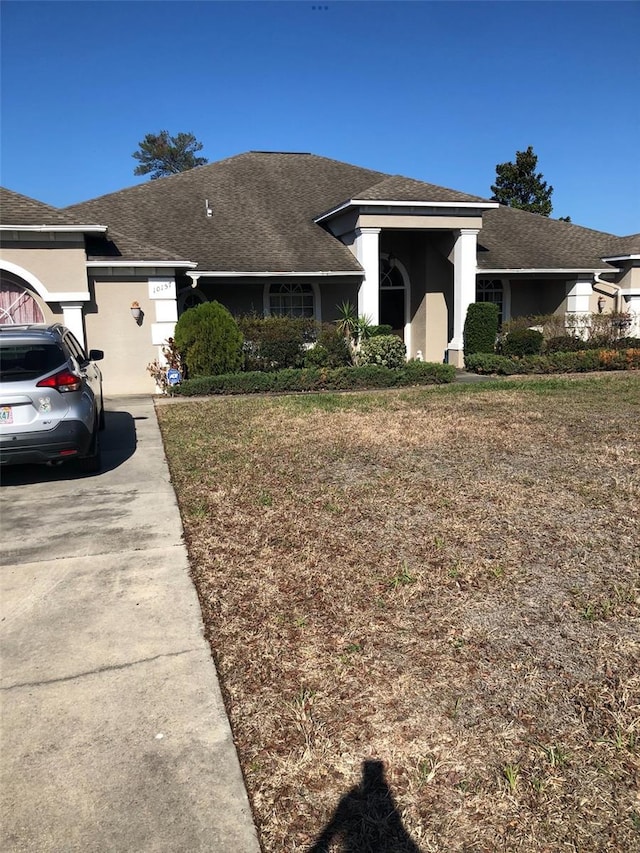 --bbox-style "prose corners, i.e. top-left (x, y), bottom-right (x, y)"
top-left (148, 279), bottom-right (176, 300)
